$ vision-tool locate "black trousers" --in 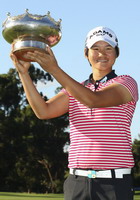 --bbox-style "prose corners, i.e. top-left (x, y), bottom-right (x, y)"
top-left (64, 174), bottom-right (134, 200)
